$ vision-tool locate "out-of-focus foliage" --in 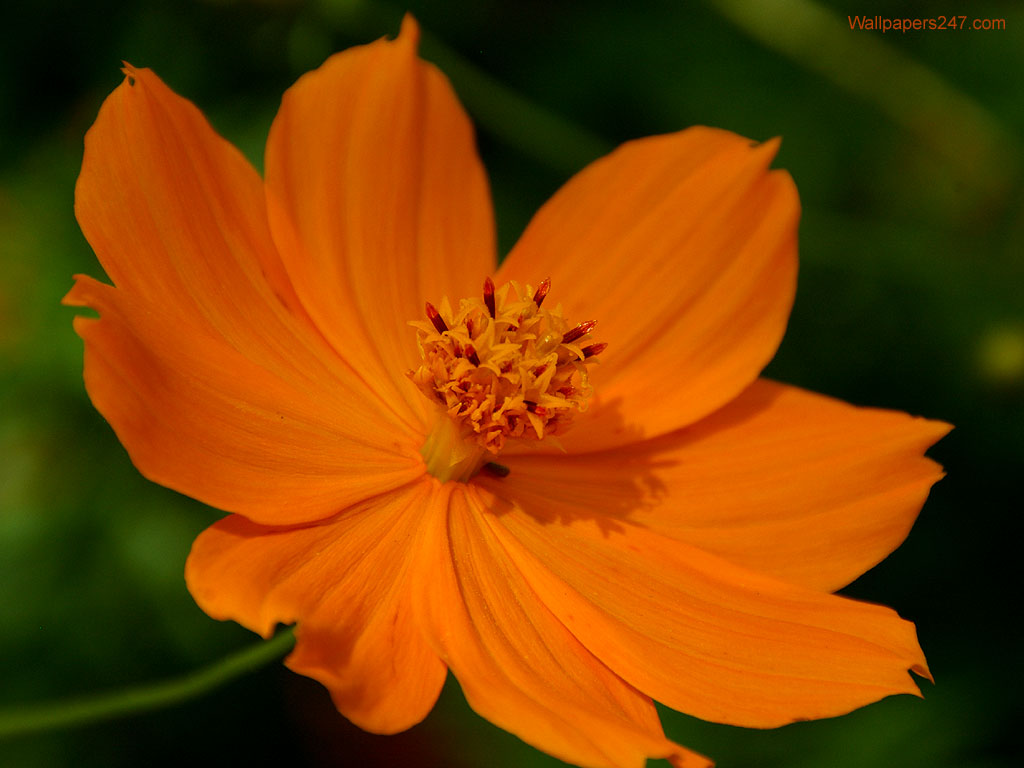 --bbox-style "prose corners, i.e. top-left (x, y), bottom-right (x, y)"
top-left (1, 0), bottom-right (1020, 766)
